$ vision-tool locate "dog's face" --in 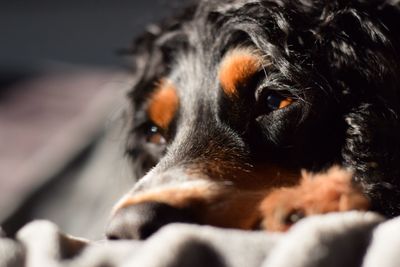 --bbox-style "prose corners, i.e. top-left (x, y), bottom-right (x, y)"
top-left (107, 0), bottom-right (400, 239)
